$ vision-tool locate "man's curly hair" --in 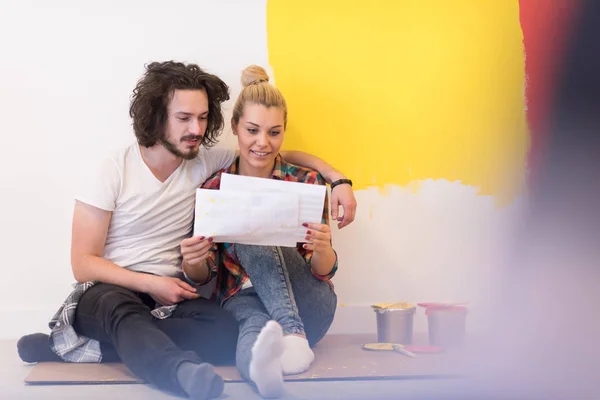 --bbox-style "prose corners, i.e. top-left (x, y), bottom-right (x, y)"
top-left (129, 61), bottom-right (230, 148)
